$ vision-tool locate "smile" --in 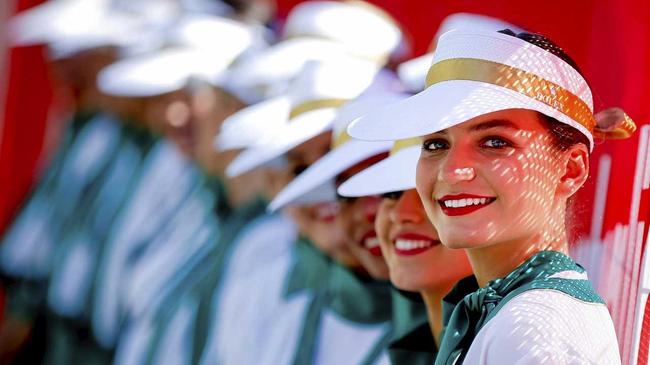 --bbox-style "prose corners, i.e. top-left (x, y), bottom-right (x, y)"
top-left (360, 232), bottom-right (382, 257)
top-left (437, 194), bottom-right (496, 217)
top-left (312, 202), bottom-right (339, 222)
top-left (393, 233), bottom-right (439, 256)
